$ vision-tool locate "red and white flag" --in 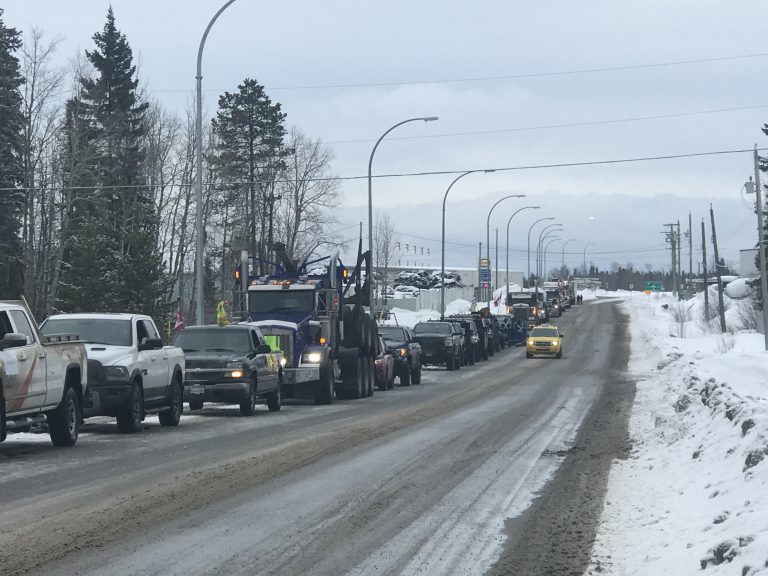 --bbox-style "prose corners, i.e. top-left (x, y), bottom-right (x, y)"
top-left (493, 293), bottom-right (501, 308)
top-left (174, 306), bottom-right (185, 332)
